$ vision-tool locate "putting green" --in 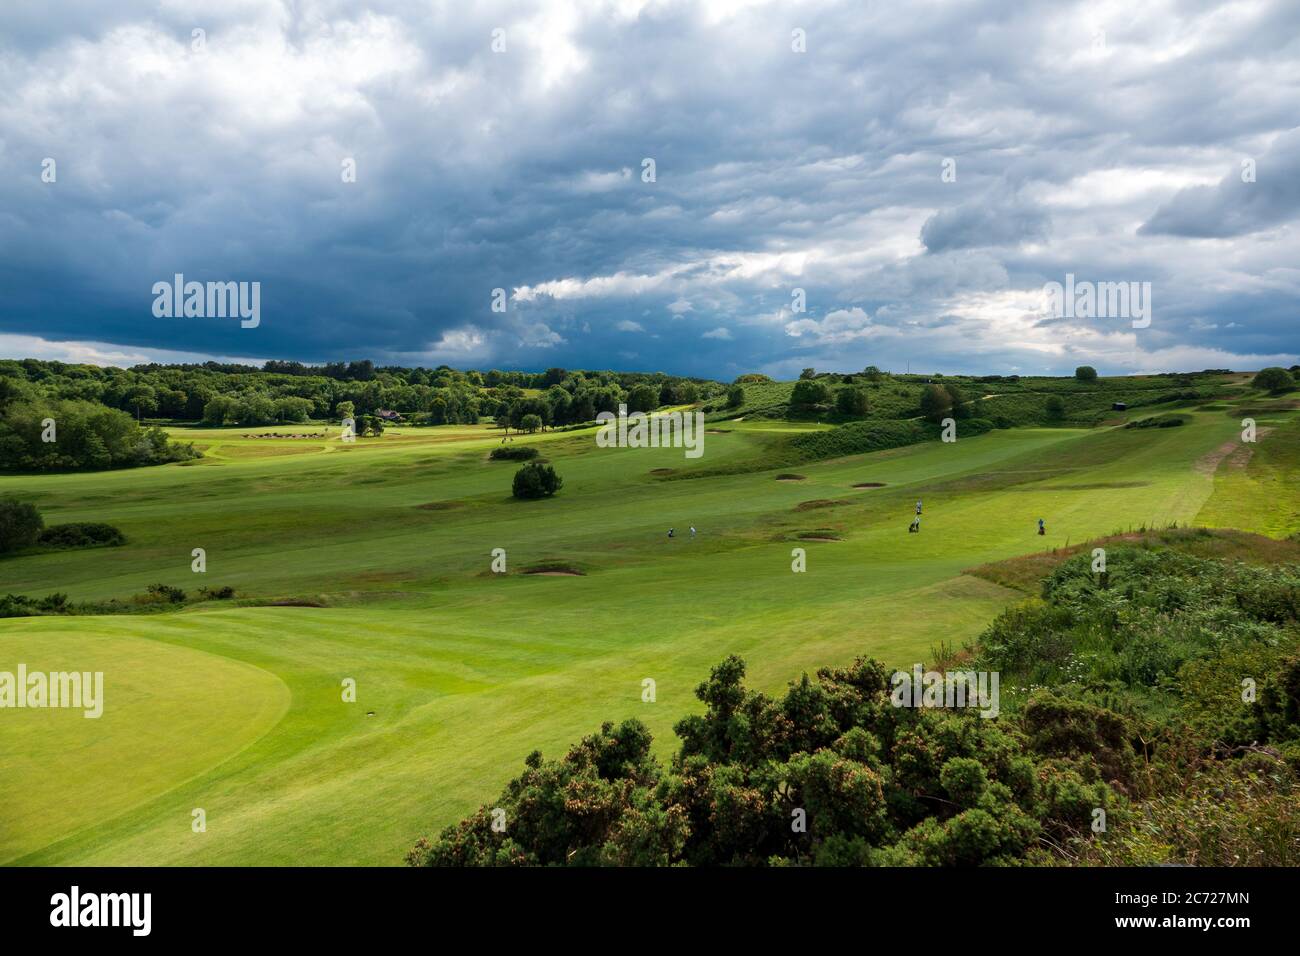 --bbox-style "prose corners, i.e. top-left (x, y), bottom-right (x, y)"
top-left (1, 406), bottom-right (1291, 865)
top-left (0, 623), bottom-right (287, 863)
